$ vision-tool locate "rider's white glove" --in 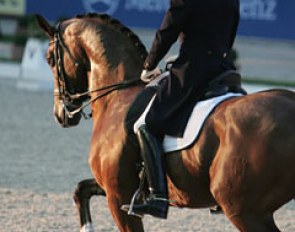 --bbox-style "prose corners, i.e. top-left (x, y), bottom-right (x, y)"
top-left (140, 68), bottom-right (161, 83)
